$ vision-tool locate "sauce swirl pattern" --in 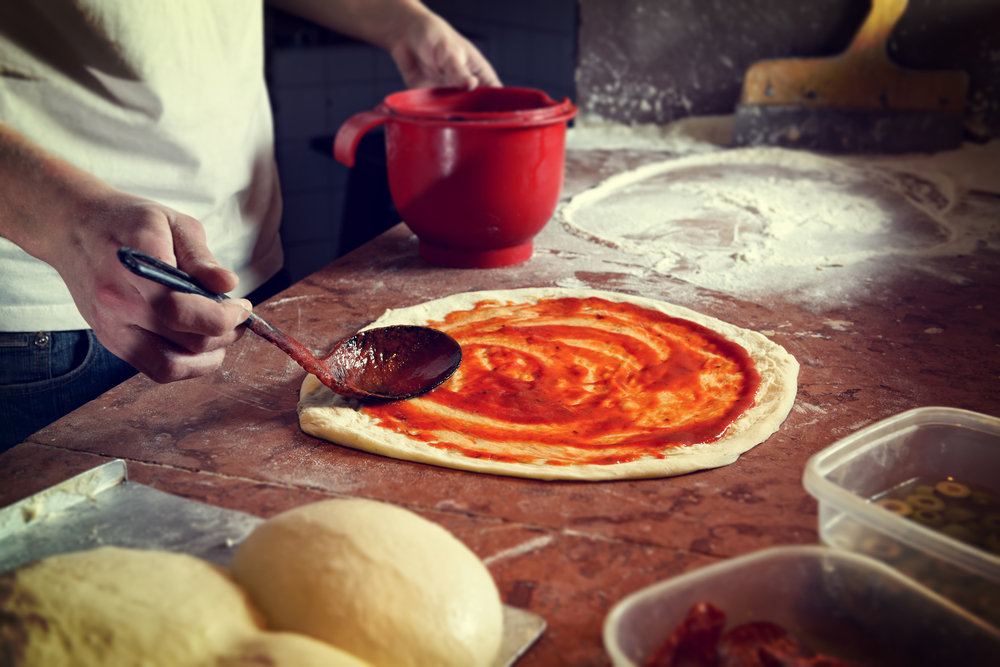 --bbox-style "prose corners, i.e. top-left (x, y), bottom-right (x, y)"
top-left (362, 297), bottom-right (760, 467)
